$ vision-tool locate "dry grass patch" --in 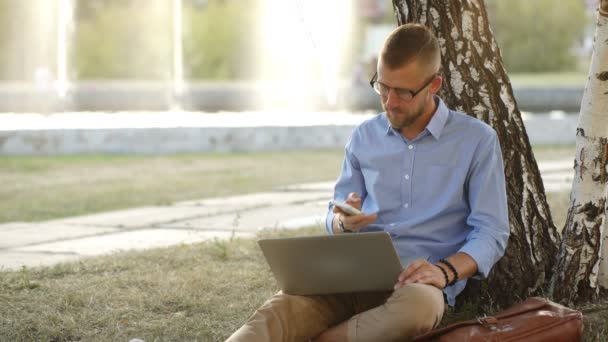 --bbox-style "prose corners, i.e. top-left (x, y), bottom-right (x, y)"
top-left (0, 231), bottom-right (287, 341)
top-left (2, 226), bottom-right (607, 341)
